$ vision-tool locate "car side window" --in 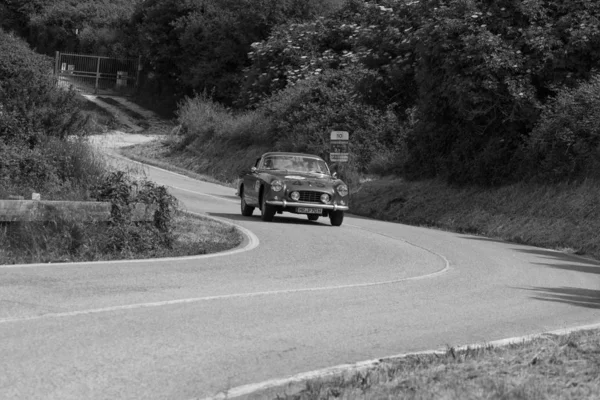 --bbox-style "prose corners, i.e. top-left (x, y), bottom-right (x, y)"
top-left (262, 158), bottom-right (273, 169)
